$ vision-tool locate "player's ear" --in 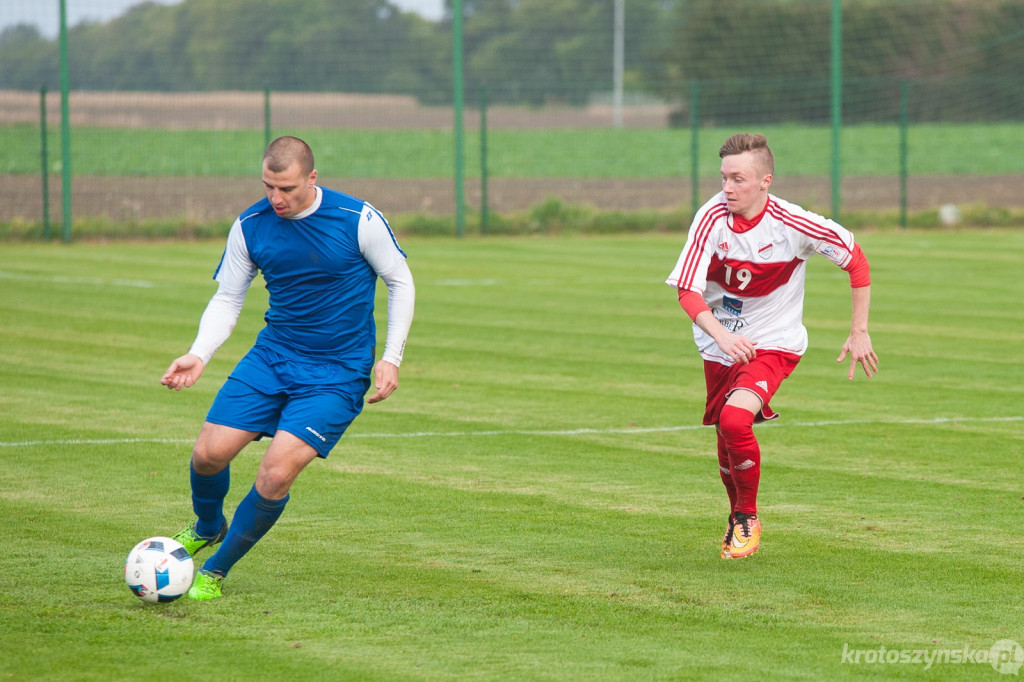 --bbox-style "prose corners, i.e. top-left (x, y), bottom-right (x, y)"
top-left (761, 173), bottom-right (773, 191)
top-left (308, 169), bottom-right (317, 186)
